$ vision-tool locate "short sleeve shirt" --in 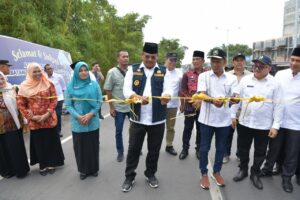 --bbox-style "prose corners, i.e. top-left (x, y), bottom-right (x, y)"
top-left (104, 67), bottom-right (130, 112)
